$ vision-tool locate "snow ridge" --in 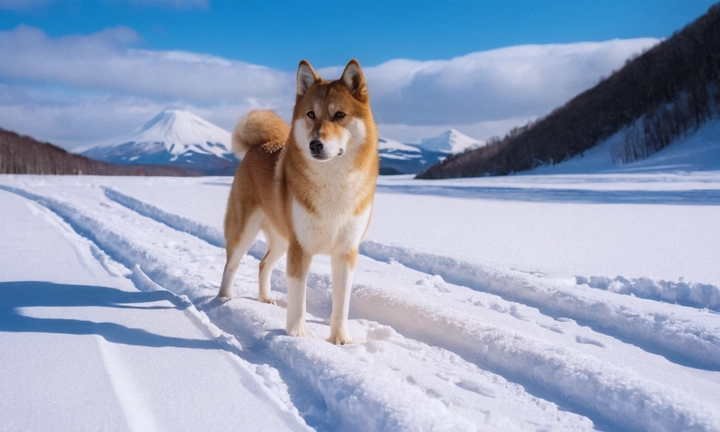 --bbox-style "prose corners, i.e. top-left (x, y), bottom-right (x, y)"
top-left (359, 241), bottom-right (720, 370)
top-left (350, 283), bottom-right (718, 432)
top-left (576, 275), bottom-right (720, 312)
